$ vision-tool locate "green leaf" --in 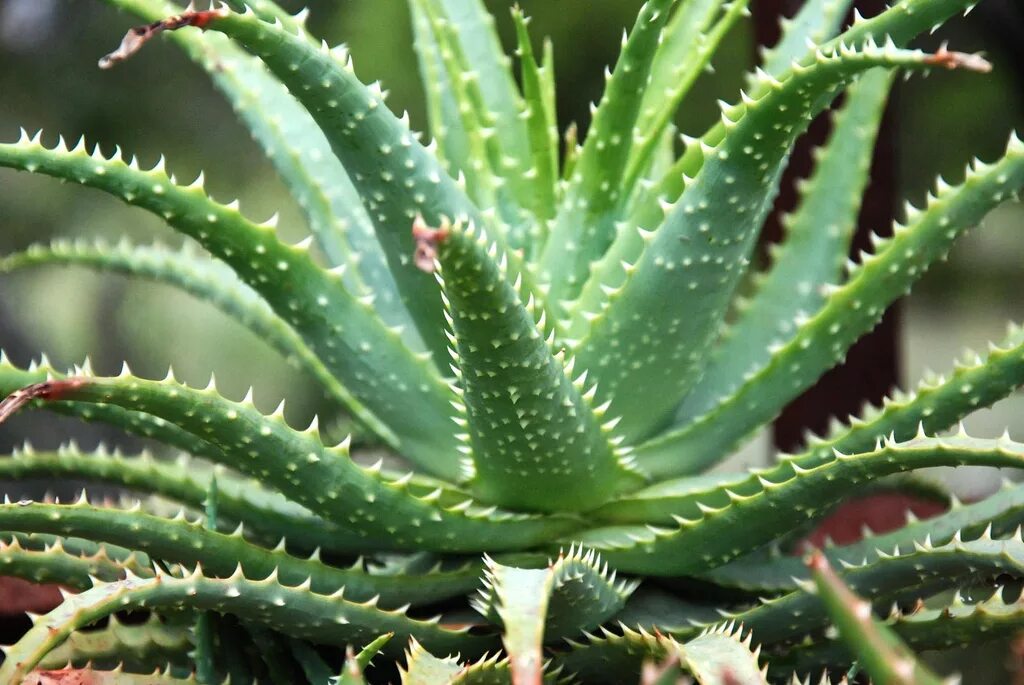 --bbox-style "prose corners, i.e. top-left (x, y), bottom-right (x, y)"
top-left (103, 0), bottom-right (413, 339)
top-left (806, 323), bottom-right (1024, 466)
top-left (332, 634), bottom-right (392, 685)
top-left (429, 220), bottom-right (642, 511)
top-left (668, 624), bottom-right (768, 685)
top-left (409, 0), bottom-right (470, 180)
top-left (704, 479), bottom-right (1024, 595)
top-left (0, 443), bottom-right (369, 555)
top-left (473, 547), bottom-right (637, 644)
top-left (637, 129), bottom-right (1024, 476)
top-left (0, 239), bottom-right (357, 418)
top-left (408, 0), bottom-right (505, 227)
top-left (623, 0), bottom-right (751, 192)
top-left (401, 639), bottom-right (462, 684)
top-left (0, 131), bottom-right (462, 475)
top-left (102, 7), bottom-right (490, 361)
top-left (539, 0), bottom-right (677, 309)
top-left (17, 667), bottom-right (202, 685)
top-left (807, 551), bottom-right (945, 685)
top-left (579, 433), bottom-right (1024, 574)
top-left (0, 498), bottom-right (486, 608)
top-left (0, 372), bottom-right (580, 552)
top-left (556, 624), bottom-right (667, 683)
top-left (677, 68), bottom-right (893, 423)
top-left (0, 355), bottom-right (229, 462)
top-left (570, 42), bottom-right (985, 444)
top-left (480, 560), bottom-right (550, 684)
top-left (756, 0), bottom-right (855, 80)
top-left (512, 7), bottom-right (559, 224)
top-left (420, 0), bottom-right (534, 224)
top-left (778, 589), bottom-right (1024, 677)
top-left (0, 534), bottom-right (150, 590)
top-left (666, 0), bottom-right (985, 194)
top-left (39, 614), bottom-right (190, 673)
top-left (0, 568), bottom-right (491, 683)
